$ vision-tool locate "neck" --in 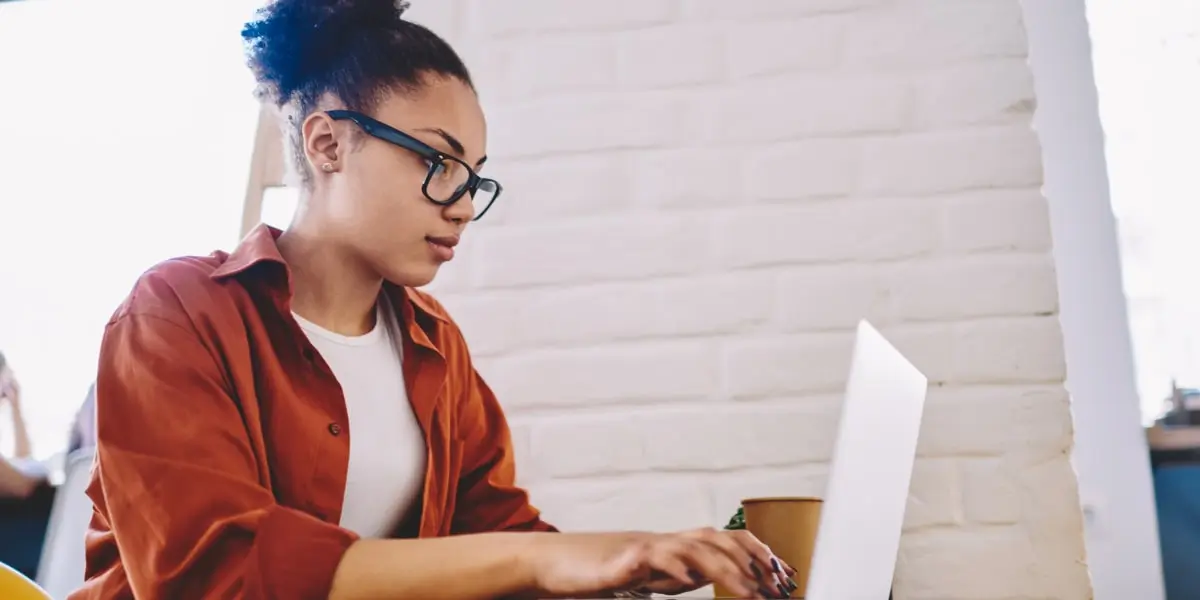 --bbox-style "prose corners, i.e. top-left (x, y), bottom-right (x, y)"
top-left (277, 220), bottom-right (381, 337)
